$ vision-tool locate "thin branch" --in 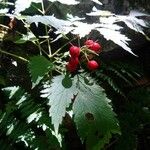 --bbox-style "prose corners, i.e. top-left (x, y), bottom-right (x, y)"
top-left (0, 49), bottom-right (29, 62)
top-left (51, 36), bottom-right (78, 57)
top-left (41, 0), bottom-right (52, 56)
